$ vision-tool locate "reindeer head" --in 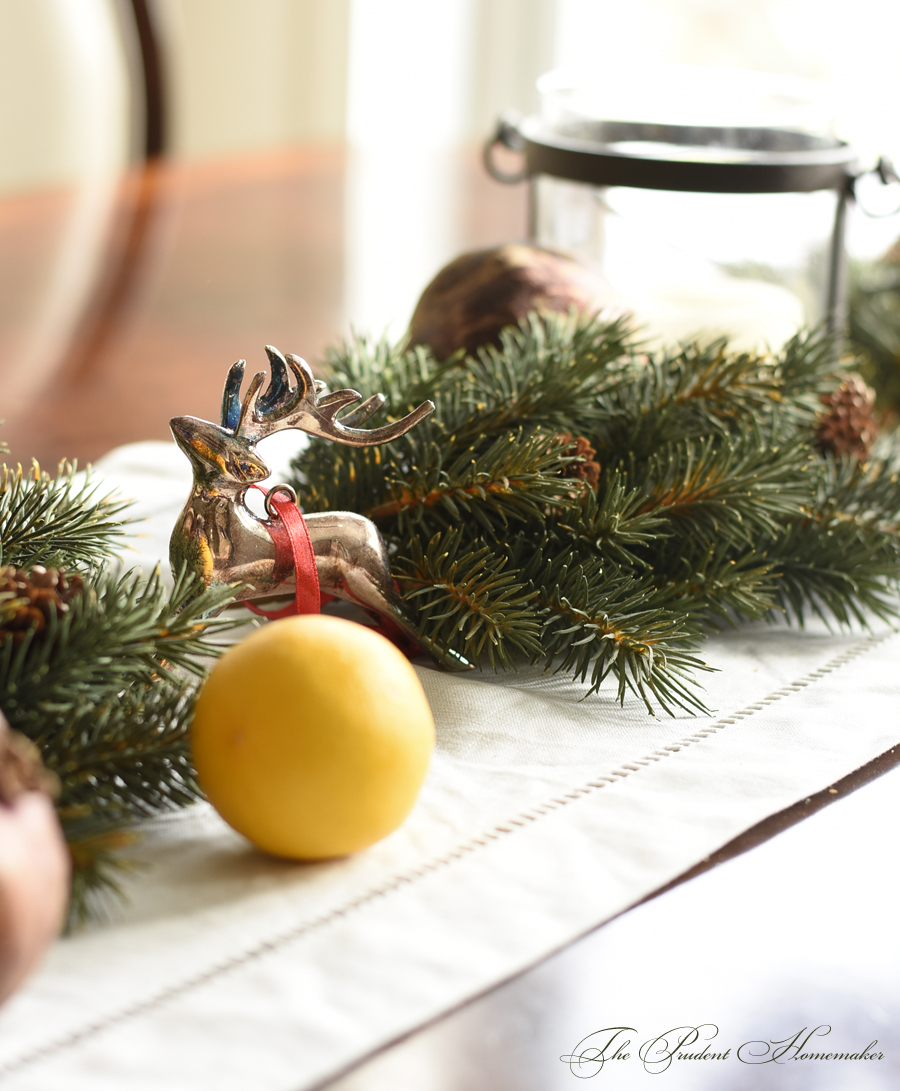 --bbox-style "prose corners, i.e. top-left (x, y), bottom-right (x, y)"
top-left (169, 414), bottom-right (269, 491)
top-left (170, 345), bottom-right (434, 491)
